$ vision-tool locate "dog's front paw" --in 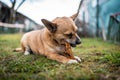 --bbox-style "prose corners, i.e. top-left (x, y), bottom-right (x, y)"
top-left (67, 59), bottom-right (78, 64)
top-left (74, 56), bottom-right (81, 62)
